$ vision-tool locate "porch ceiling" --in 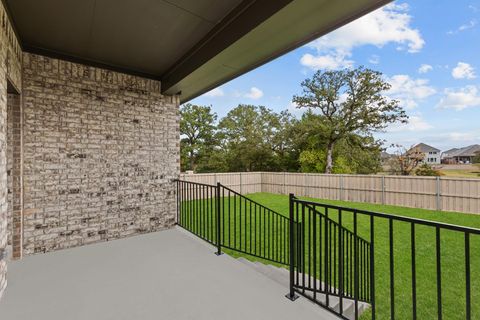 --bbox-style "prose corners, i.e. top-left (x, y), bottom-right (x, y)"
top-left (4, 0), bottom-right (391, 102)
